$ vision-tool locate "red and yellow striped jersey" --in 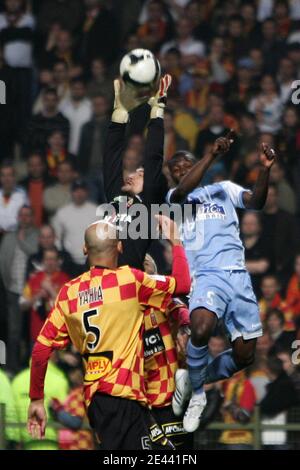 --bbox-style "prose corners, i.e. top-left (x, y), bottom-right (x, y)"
top-left (37, 266), bottom-right (176, 407)
top-left (144, 299), bottom-right (188, 408)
